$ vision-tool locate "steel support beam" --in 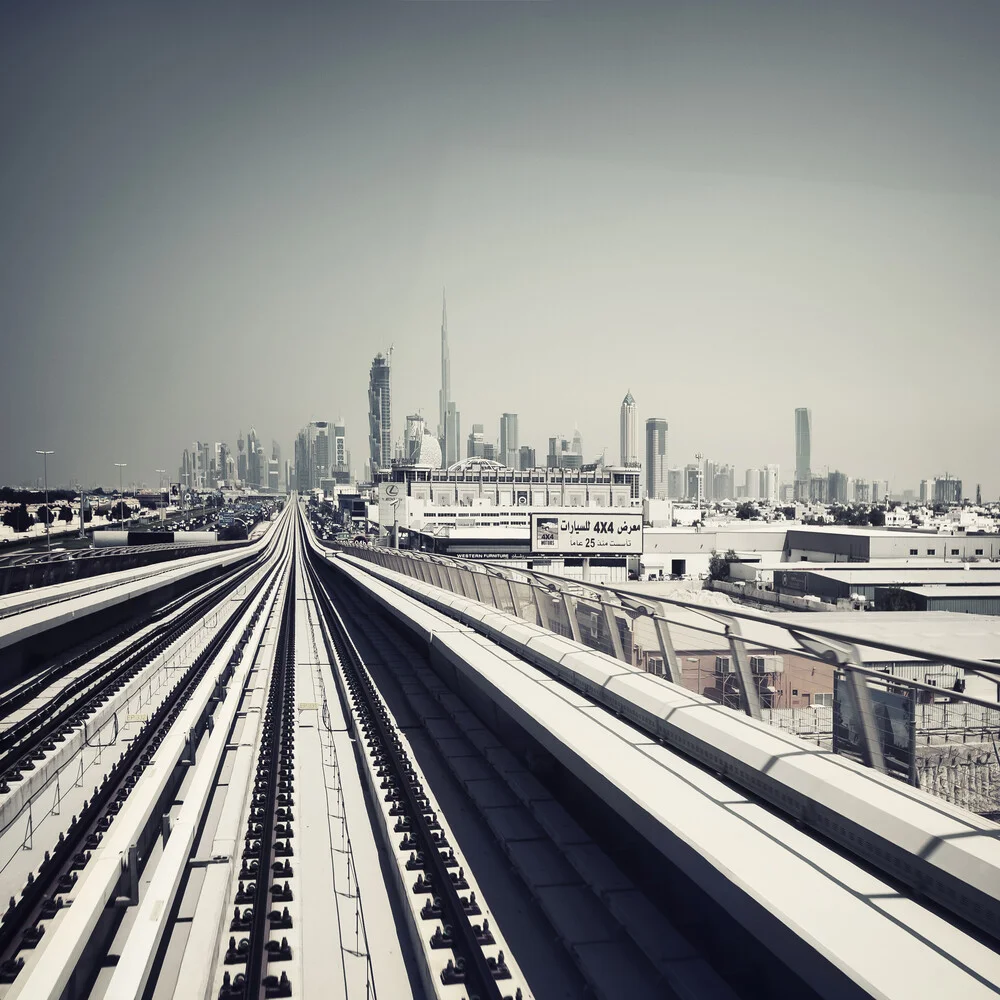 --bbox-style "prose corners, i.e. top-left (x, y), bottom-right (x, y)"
top-left (602, 603), bottom-right (629, 663)
top-left (790, 629), bottom-right (888, 775)
top-left (724, 618), bottom-right (762, 720)
top-left (506, 579), bottom-right (525, 619)
top-left (472, 571), bottom-right (492, 606)
top-left (487, 573), bottom-right (507, 611)
top-left (562, 594), bottom-right (583, 643)
top-left (653, 615), bottom-right (683, 685)
top-left (532, 586), bottom-right (552, 631)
